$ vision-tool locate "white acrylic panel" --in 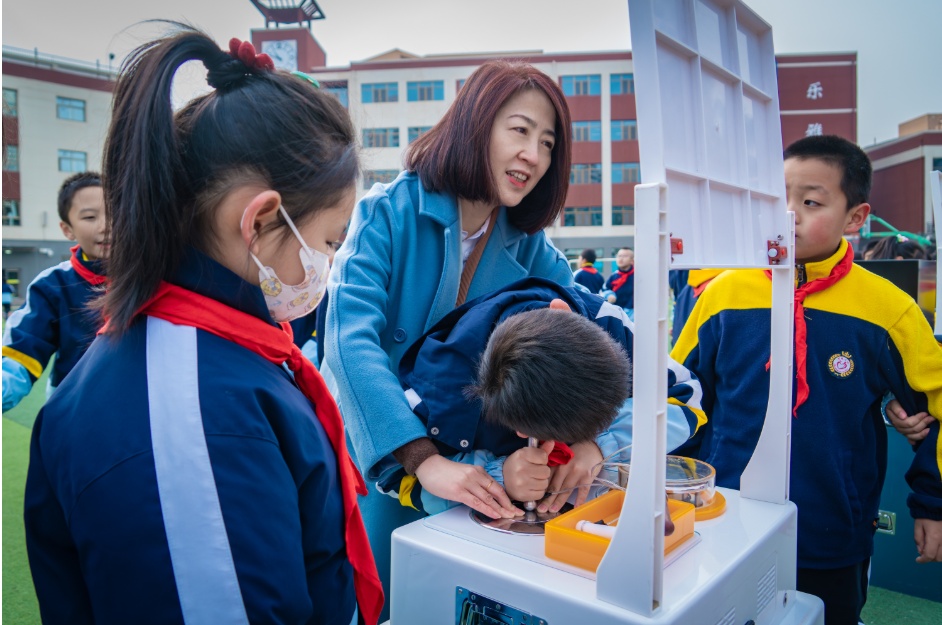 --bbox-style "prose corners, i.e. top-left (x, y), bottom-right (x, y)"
top-left (657, 41), bottom-right (703, 175)
top-left (701, 67), bottom-right (744, 184)
top-left (632, 0), bottom-right (790, 269)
